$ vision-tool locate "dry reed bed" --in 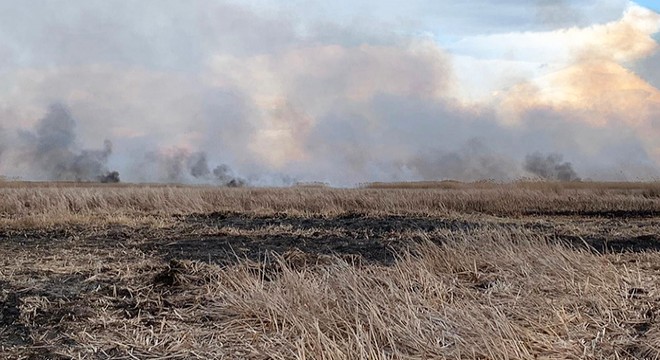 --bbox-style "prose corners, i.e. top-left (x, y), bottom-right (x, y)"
top-left (0, 182), bottom-right (659, 218)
